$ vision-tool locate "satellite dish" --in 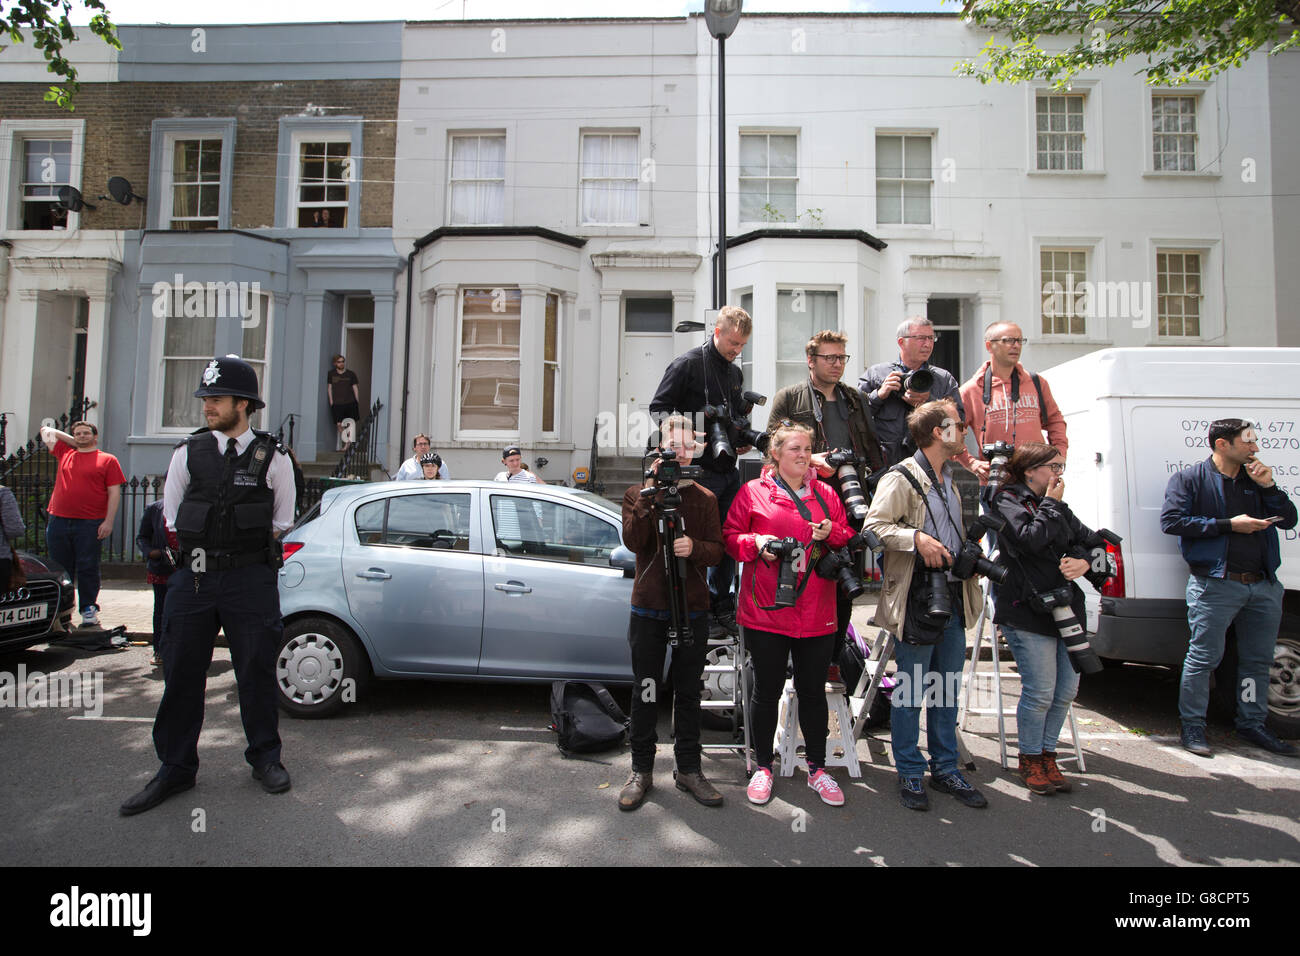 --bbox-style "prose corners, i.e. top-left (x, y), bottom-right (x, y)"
top-left (56, 185), bottom-right (95, 212)
top-left (107, 176), bottom-right (145, 206)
